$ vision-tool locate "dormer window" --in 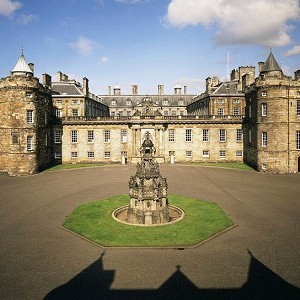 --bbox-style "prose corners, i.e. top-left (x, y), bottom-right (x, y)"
top-left (178, 100), bottom-right (184, 105)
top-left (72, 100), bottom-right (78, 104)
top-left (163, 100), bottom-right (168, 105)
top-left (126, 100), bottom-right (131, 106)
top-left (111, 100), bottom-right (117, 106)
